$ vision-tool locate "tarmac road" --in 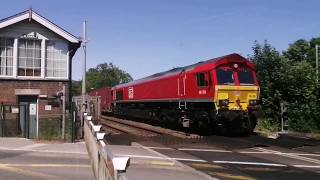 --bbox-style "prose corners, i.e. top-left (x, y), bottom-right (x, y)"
top-left (106, 132), bottom-right (320, 180)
